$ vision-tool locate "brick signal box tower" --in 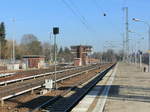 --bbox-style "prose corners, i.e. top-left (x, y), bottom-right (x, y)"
top-left (71, 45), bottom-right (92, 66)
